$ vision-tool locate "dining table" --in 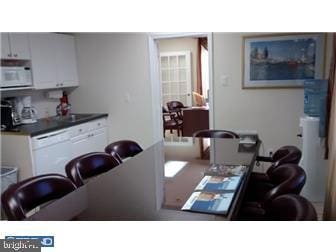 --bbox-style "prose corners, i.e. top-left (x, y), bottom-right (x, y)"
top-left (26, 136), bottom-right (261, 221)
